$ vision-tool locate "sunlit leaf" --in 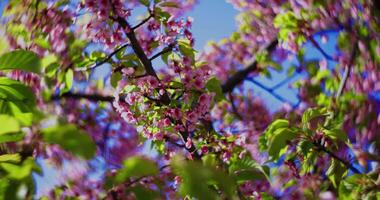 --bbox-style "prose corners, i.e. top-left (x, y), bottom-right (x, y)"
top-left (206, 77), bottom-right (224, 102)
top-left (42, 124), bottom-right (96, 159)
top-left (0, 115), bottom-right (20, 135)
top-left (0, 154), bottom-right (21, 163)
top-left (65, 68), bottom-right (74, 90)
top-left (171, 156), bottom-right (237, 200)
top-left (0, 50), bottom-right (41, 74)
top-left (268, 128), bottom-right (297, 161)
